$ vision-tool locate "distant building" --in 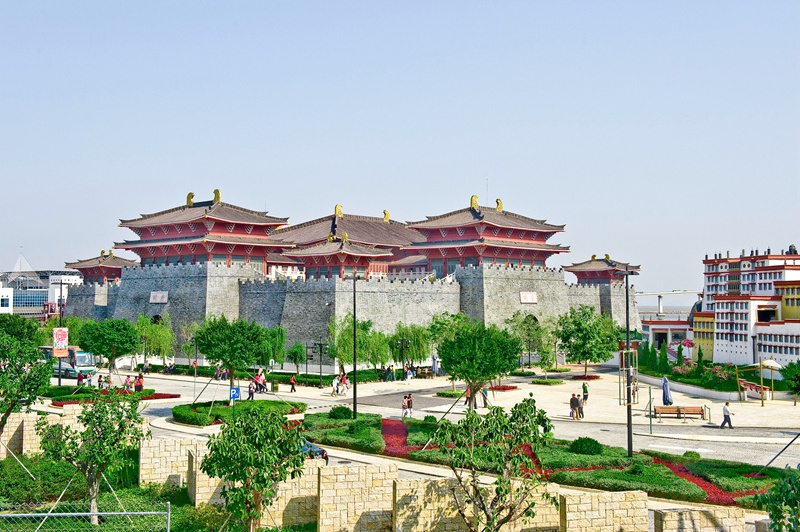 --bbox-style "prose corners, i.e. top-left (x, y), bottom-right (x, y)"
top-left (692, 246), bottom-right (800, 366)
top-left (0, 281), bottom-right (12, 315)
